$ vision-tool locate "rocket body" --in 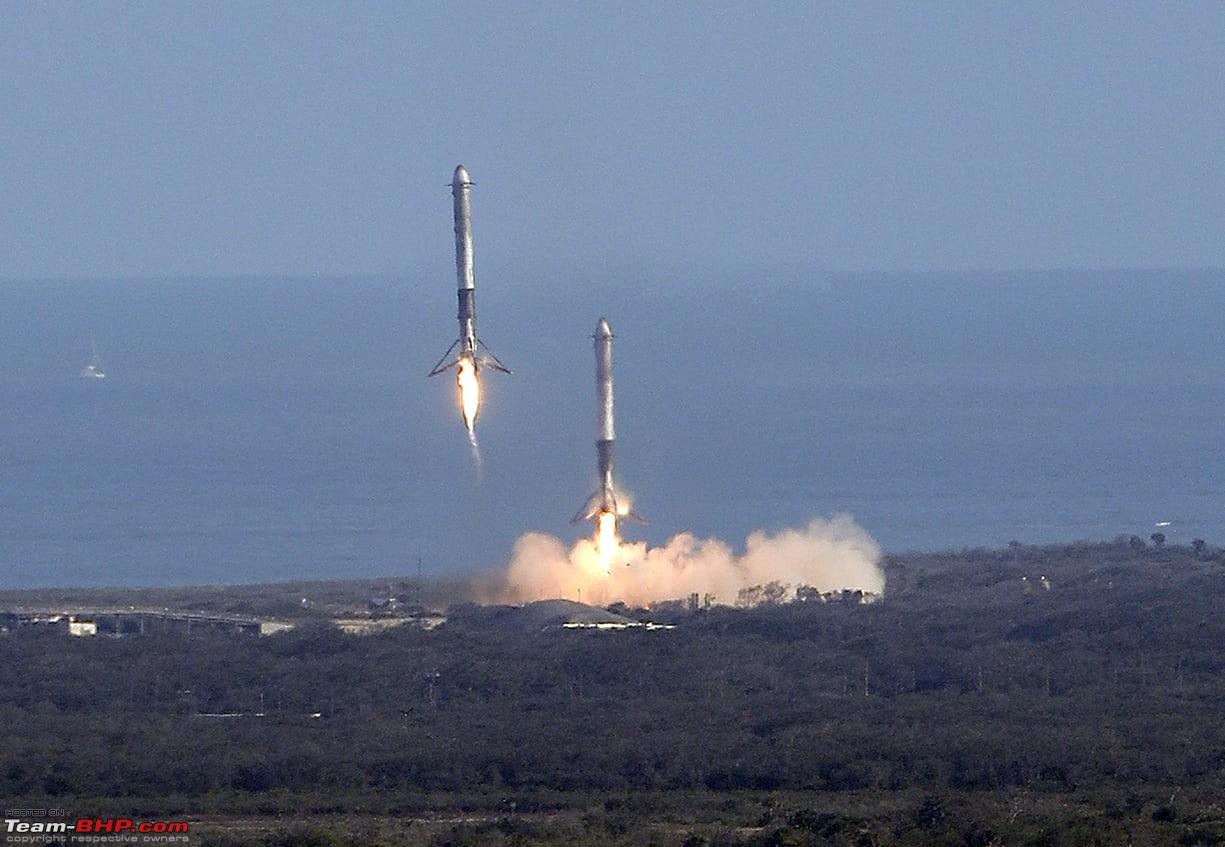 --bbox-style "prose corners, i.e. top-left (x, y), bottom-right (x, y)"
top-left (452, 165), bottom-right (478, 359)
top-left (595, 318), bottom-right (616, 511)
top-left (574, 318), bottom-right (642, 527)
top-left (429, 165), bottom-right (509, 381)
